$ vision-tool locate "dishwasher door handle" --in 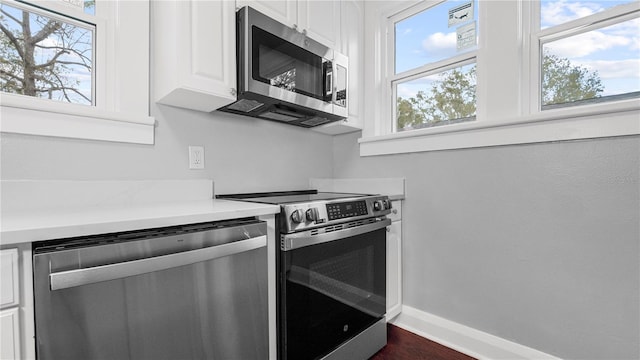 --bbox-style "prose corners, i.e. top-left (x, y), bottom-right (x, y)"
top-left (49, 235), bottom-right (267, 291)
